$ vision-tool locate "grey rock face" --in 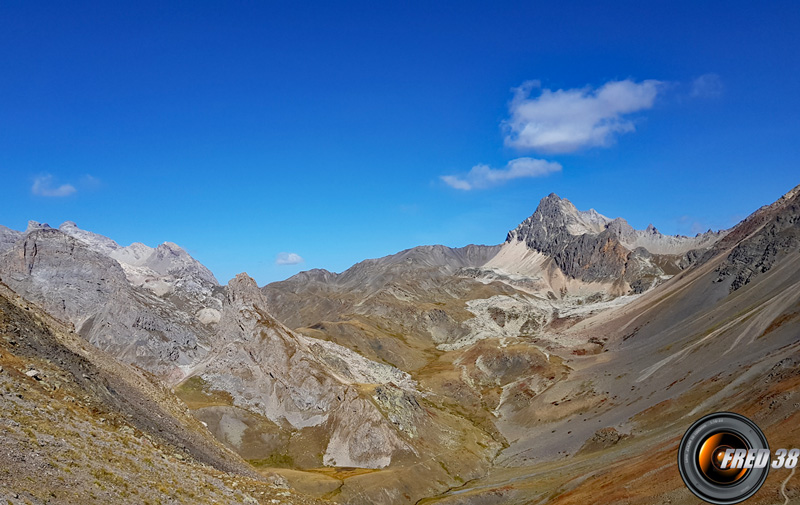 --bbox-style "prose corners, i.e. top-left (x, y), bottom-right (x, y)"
top-left (57, 221), bottom-right (219, 302)
top-left (0, 282), bottom-right (256, 479)
top-left (0, 225), bottom-right (21, 254)
top-left (191, 274), bottom-right (458, 470)
top-left (0, 227), bottom-right (217, 380)
top-left (715, 185), bottom-right (800, 291)
top-left (506, 193), bottom-right (724, 284)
